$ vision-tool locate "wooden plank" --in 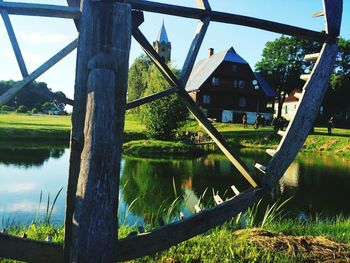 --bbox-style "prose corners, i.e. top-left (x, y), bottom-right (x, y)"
top-left (263, 42), bottom-right (339, 190)
top-left (304, 53), bottom-right (320, 62)
top-left (266, 149), bottom-right (277, 157)
top-left (196, 0), bottom-right (211, 10)
top-left (0, 39), bottom-right (77, 106)
top-left (116, 188), bottom-right (264, 261)
top-left (293, 92), bottom-right (302, 99)
top-left (254, 163), bottom-right (266, 174)
top-left (300, 74), bottom-right (310, 81)
top-left (66, 2), bottom-right (131, 262)
top-left (0, 1), bottom-right (28, 77)
top-left (126, 0), bottom-right (328, 41)
top-left (0, 233), bottom-right (63, 263)
top-left (277, 130), bottom-right (285, 137)
top-left (323, 0), bottom-right (342, 37)
top-left (178, 89), bottom-right (257, 188)
top-left (312, 11), bottom-right (324, 17)
top-left (179, 17), bottom-right (210, 86)
top-left (0, 2), bottom-right (81, 19)
top-left (126, 86), bottom-right (178, 110)
top-left (231, 185), bottom-right (240, 196)
top-left (132, 27), bottom-right (178, 86)
top-left (194, 205), bottom-right (202, 213)
top-left (214, 194), bottom-right (223, 205)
